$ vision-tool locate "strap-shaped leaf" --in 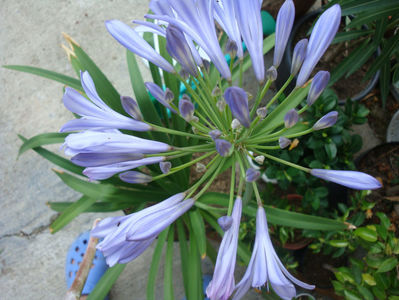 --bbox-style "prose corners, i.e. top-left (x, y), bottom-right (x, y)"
top-left (164, 224), bottom-right (175, 300)
top-left (187, 222), bottom-right (203, 300)
top-left (48, 201), bottom-right (133, 213)
top-left (3, 65), bottom-right (82, 91)
top-left (18, 132), bottom-right (69, 156)
top-left (147, 226), bottom-right (169, 300)
top-left (189, 209), bottom-right (207, 259)
top-left (176, 219), bottom-right (190, 297)
top-left (347, 4), bottom-right (399, 28)
top-left (332, 30), bottom-right (373, 44)
top-left (341, 0), bottom-right (397, 15)
top-left (345, 42), bottom-right (377, 78)
top-left (379, 60), bottom-right (391, 108)
top-left (86, 264), bottom-right (126, 300)
top-left (18, 135), bottom-right (84, 175)
top-left (50, 195), bottom-right (97, 233)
